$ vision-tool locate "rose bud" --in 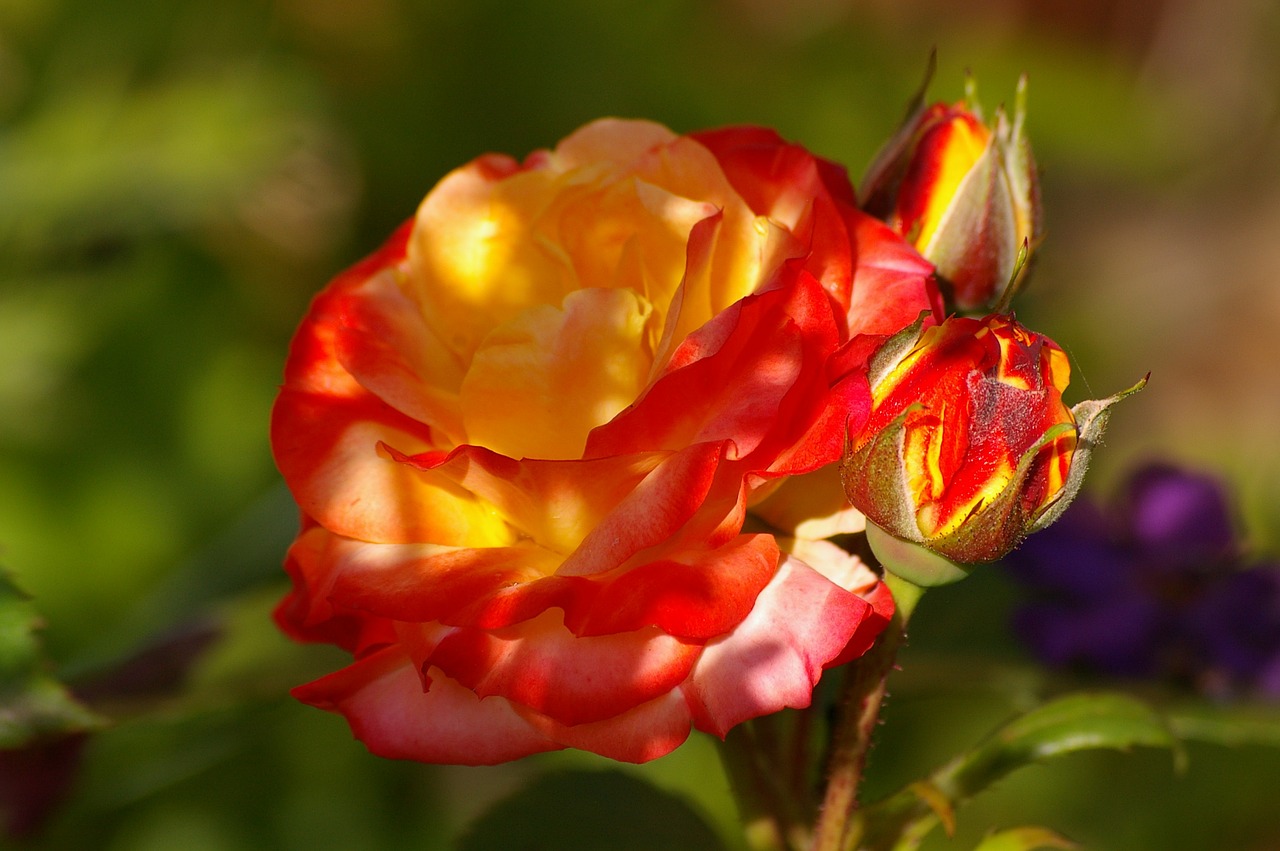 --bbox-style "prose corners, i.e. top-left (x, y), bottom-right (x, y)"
top-left (841, 313), bottom-right (1144, 578)
top-left (861, 76), bottom-right (1041, 312)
